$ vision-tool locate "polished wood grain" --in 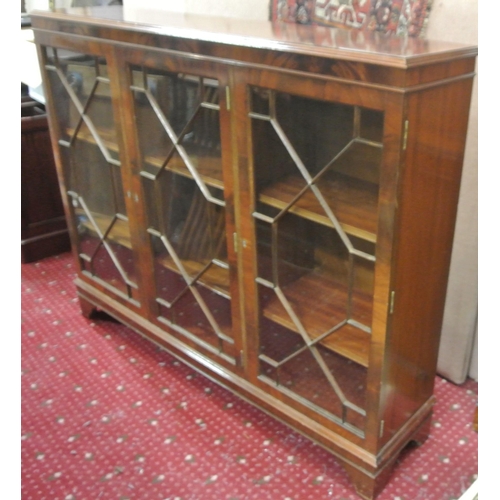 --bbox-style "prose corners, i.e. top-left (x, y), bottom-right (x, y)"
top-left (32, 8), bottom-right (476, 499)
top-left (33, 9), bottom-right (477, 91)
top-left (40, 7), bottom-right (477, 67)
top-left (379, 76), bottom-right (475, 447)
